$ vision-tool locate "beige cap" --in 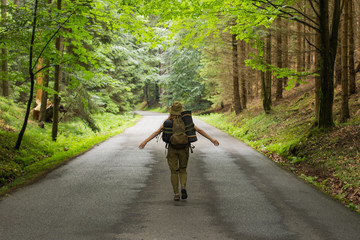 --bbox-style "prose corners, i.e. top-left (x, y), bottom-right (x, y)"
top-left (170, 101), bottom-right (184, 115)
